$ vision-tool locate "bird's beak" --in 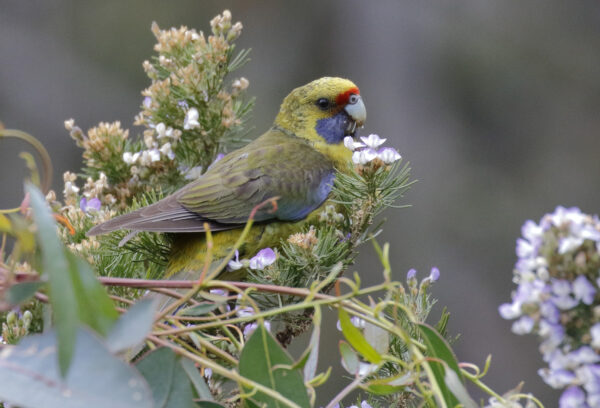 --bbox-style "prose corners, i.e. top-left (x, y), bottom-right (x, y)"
top-left (344, 95), bottom-right (366, 128)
